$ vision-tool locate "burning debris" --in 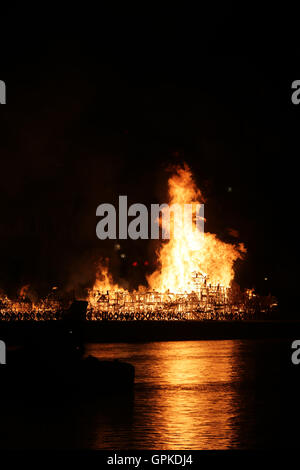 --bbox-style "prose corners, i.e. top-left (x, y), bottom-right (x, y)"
top-left (87, 272), bottom-right (277, 321)
top-left (0, 164), bottom-right (278, 321)
top-left (0, 291), bottom-right (62, 321)
top-left (86, 164), bottom-right (277, 320)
